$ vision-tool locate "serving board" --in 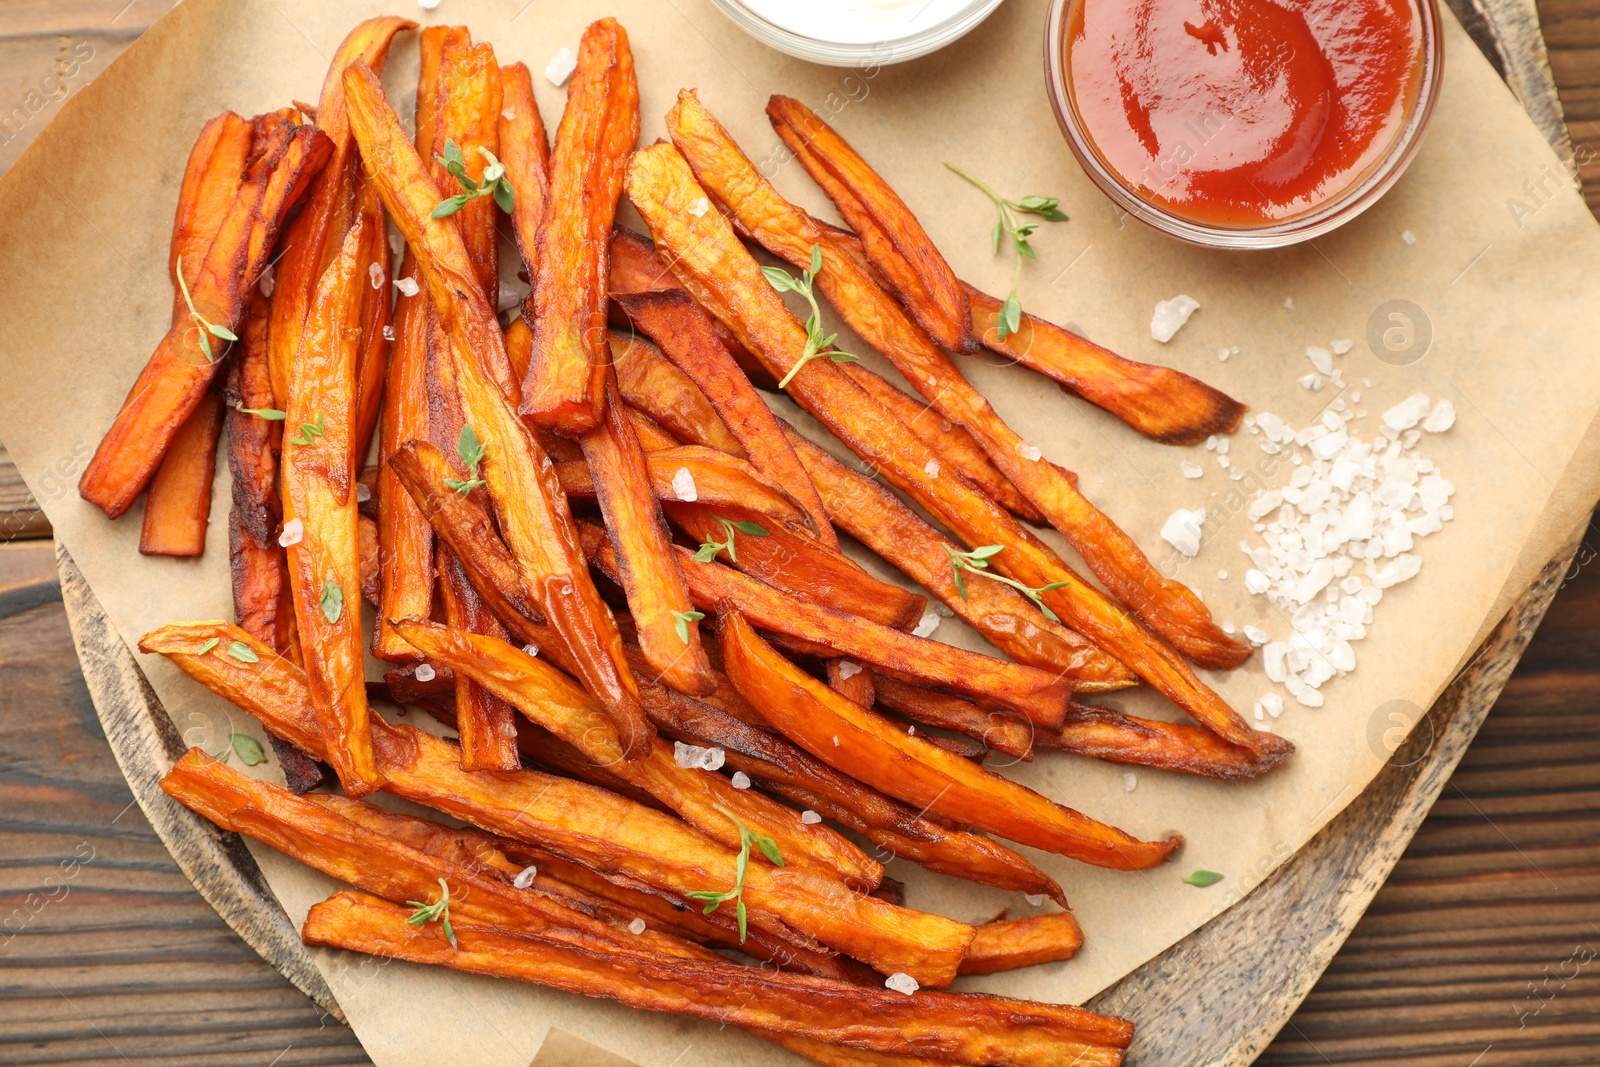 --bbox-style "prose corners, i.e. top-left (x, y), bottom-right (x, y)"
top-left (52, 2), bottom-right (1583, 1064)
